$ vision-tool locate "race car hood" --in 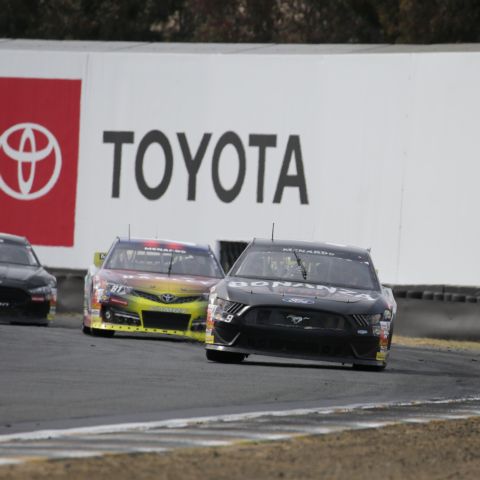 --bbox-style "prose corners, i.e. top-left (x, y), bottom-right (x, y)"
top-left (0, 264), bottom-right (55, 288)
top-left (98, 269), bottom-right (219, 295)
top-left (214, 276), bottom-right (389, 314)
